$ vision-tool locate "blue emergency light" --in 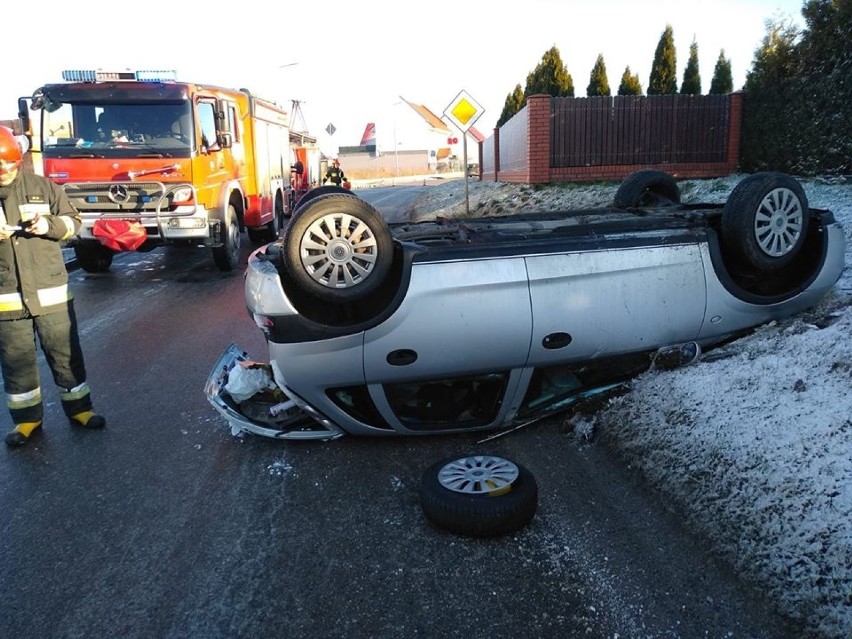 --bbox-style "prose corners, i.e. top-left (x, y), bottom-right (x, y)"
top-left (61, 69), bottom-right (177, 83)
